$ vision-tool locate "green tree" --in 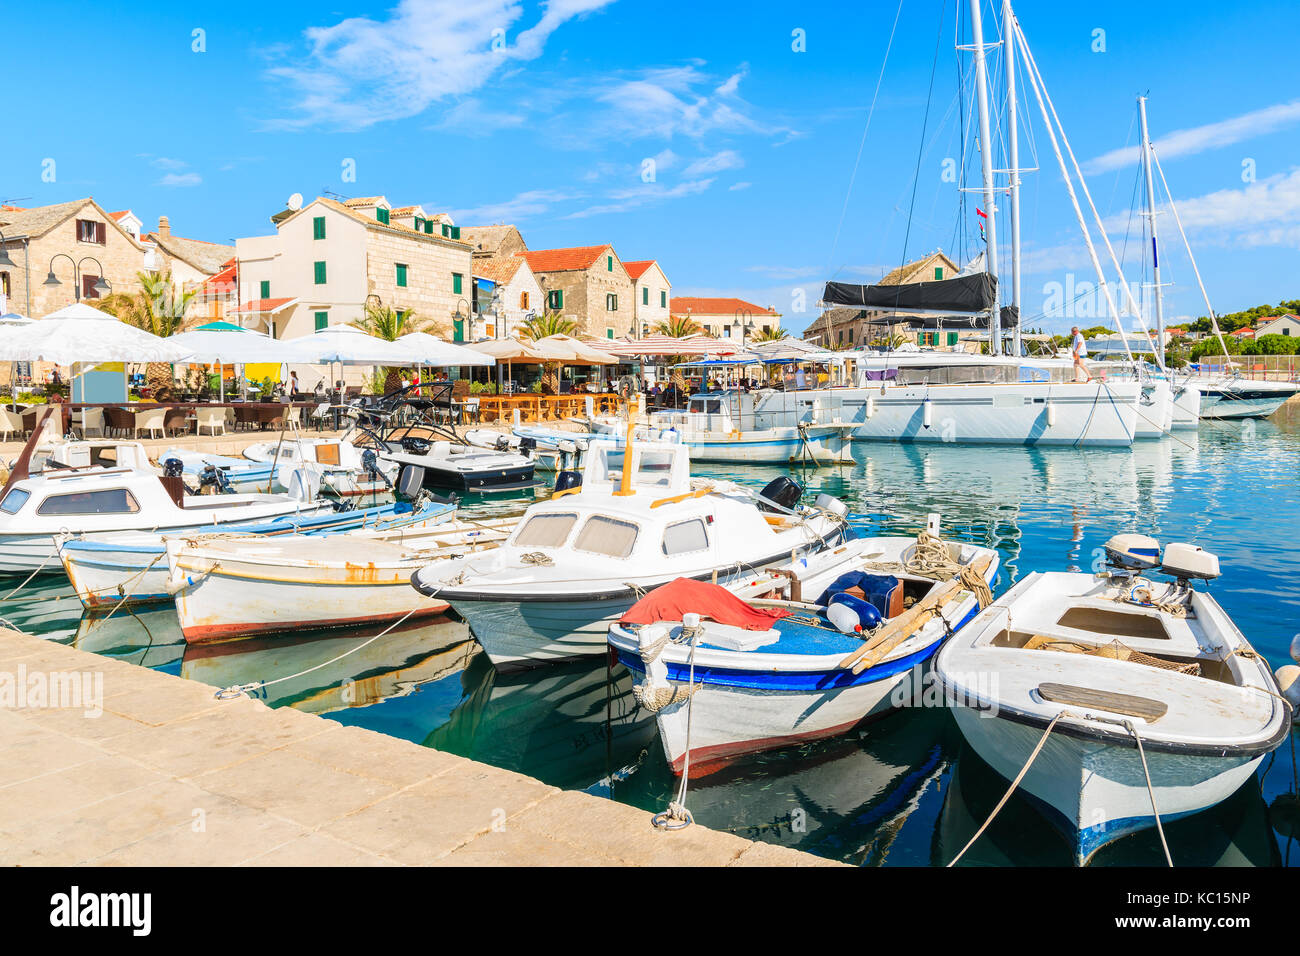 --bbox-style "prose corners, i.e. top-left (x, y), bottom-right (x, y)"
top-left (351, 302), bottom-right (445, 394)
top-left (519, 310), bottom-right (580, 341)
top-left (752, 326), bottom-right (789, 343)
